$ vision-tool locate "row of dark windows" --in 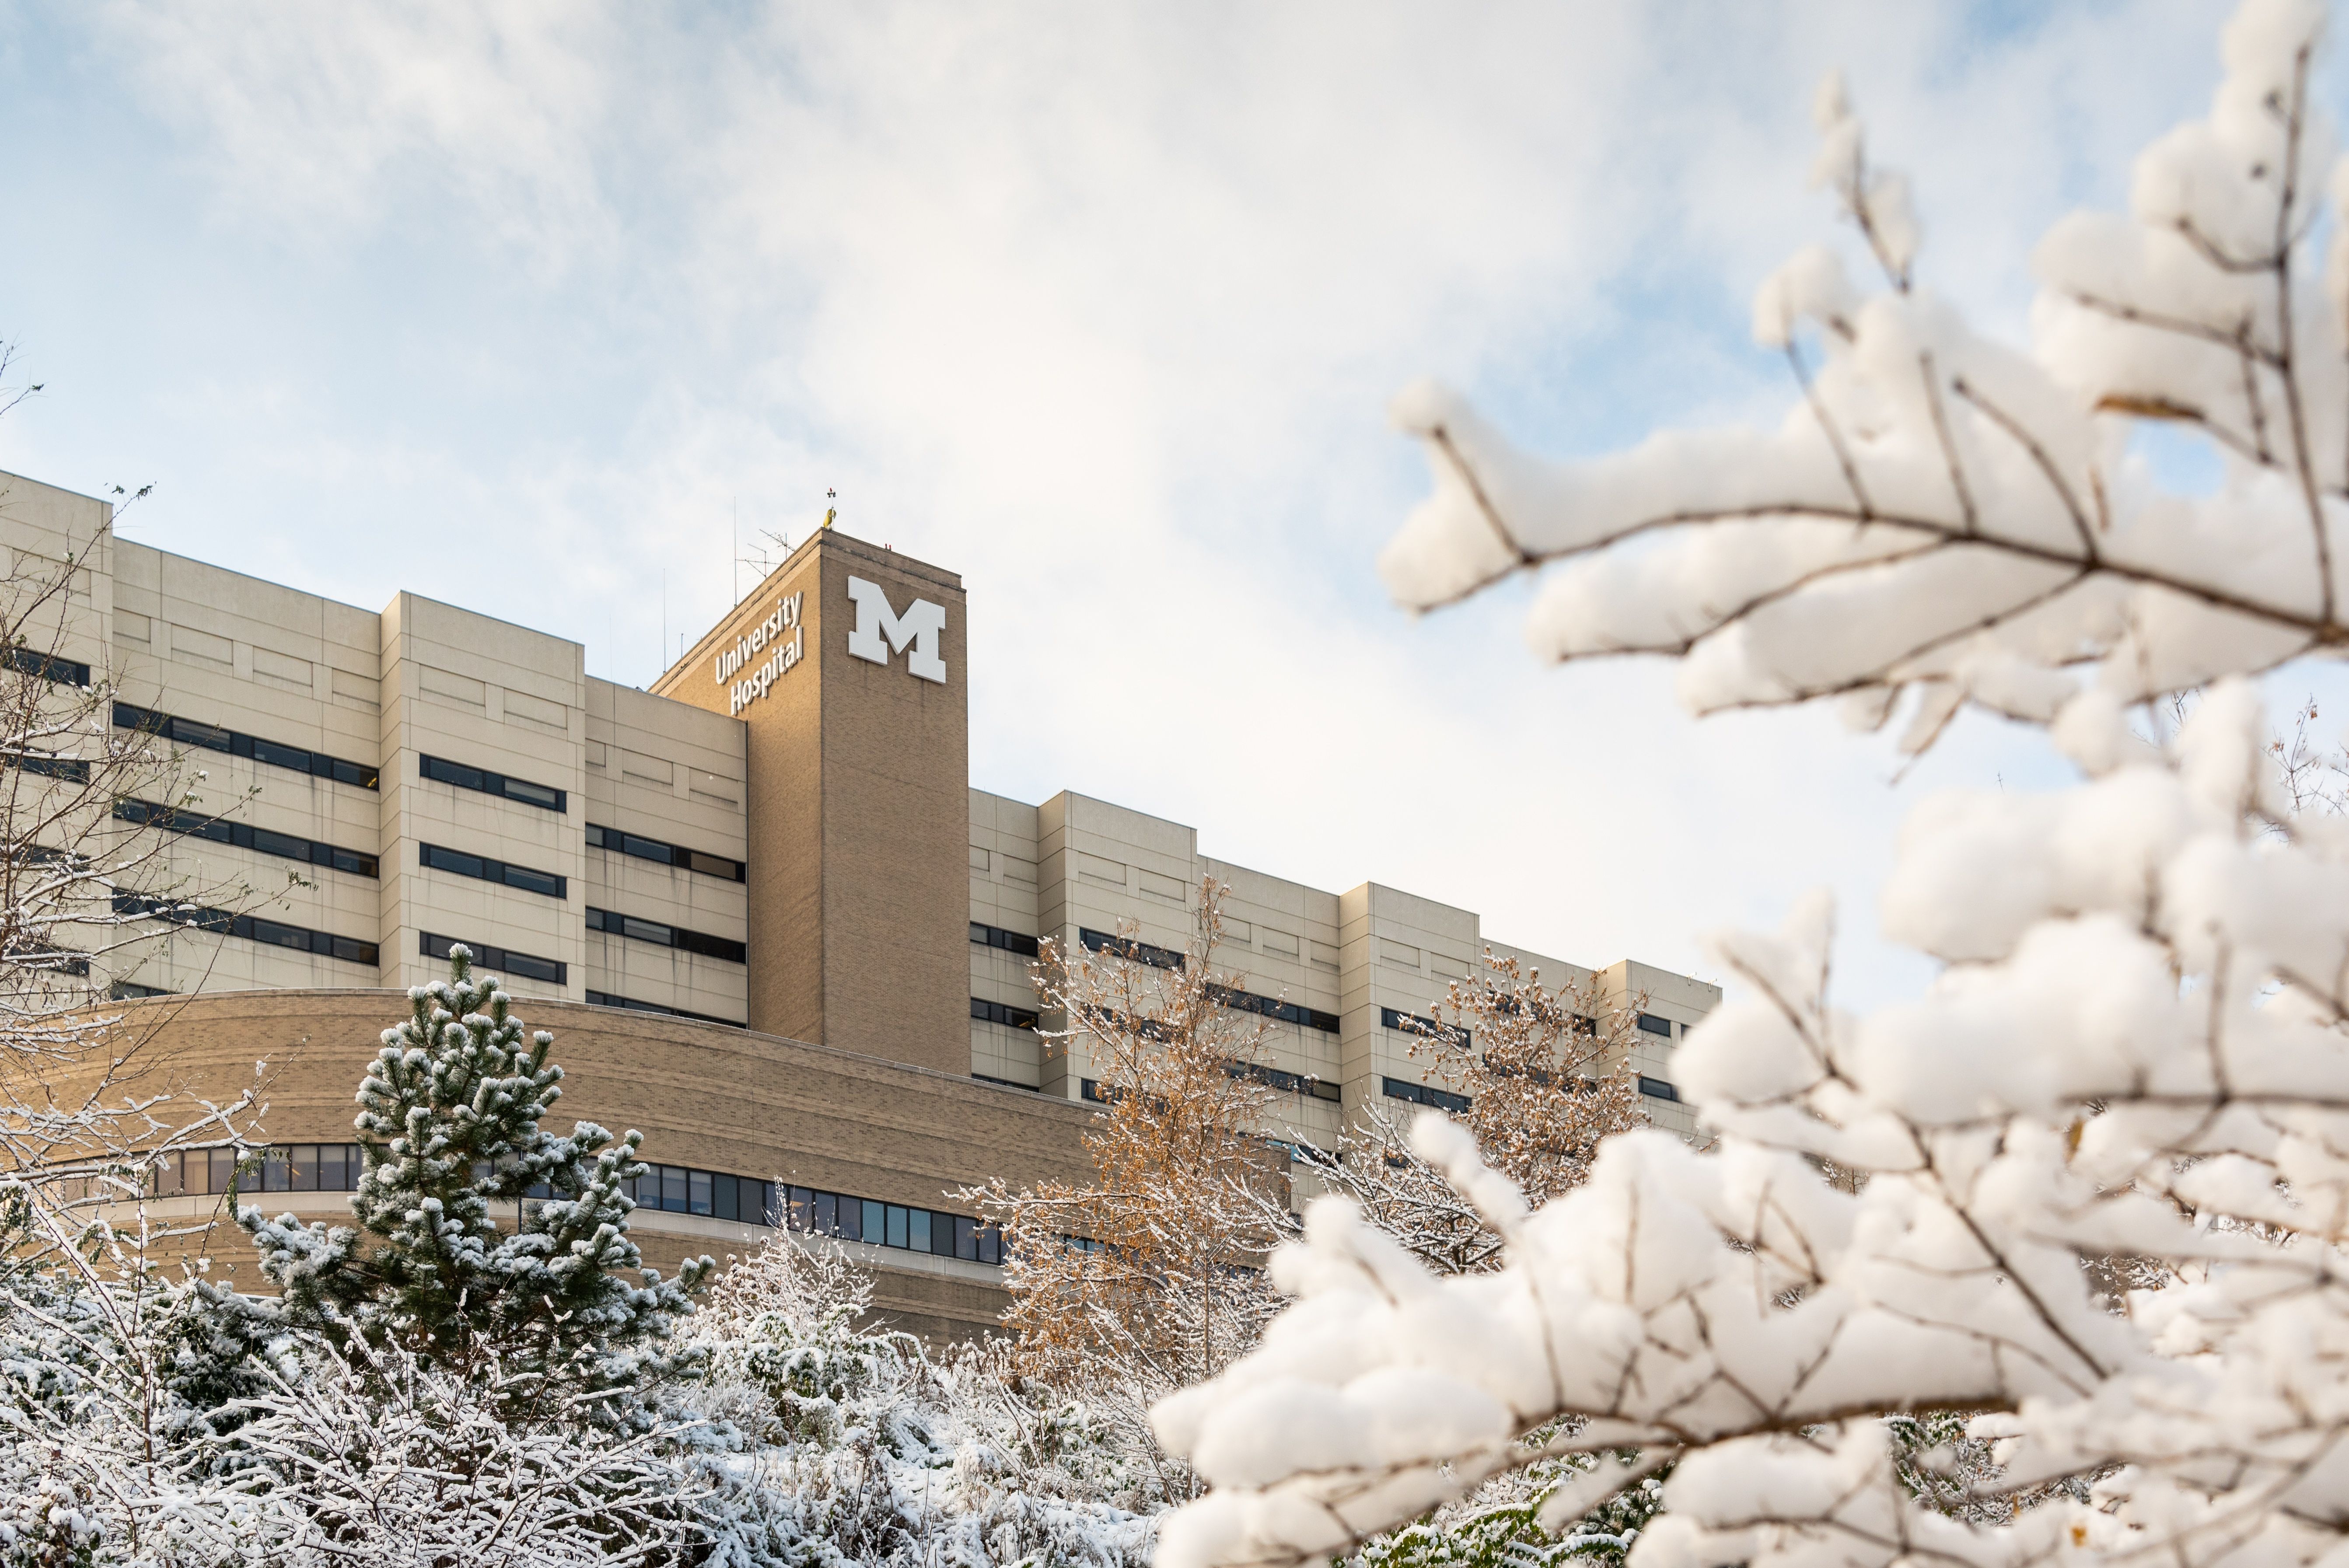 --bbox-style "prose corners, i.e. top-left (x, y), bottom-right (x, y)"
top-left (972, 1071), bottom-right (1041, 1093)
top-left (115, 892), bottom-right (380, 967)
top-left (587, 823), bottom-right (745, 883)
top-left (157, 1142), bottom-right (1008, 1268)
top-left (1637, 1012), bottom-right (1676, 1037)
top-left (421, 931), bottom-right (565, 985)
top-left (420, 842), bottom-right (565, 900)
top-left (116, 797), bottom-right (379, 877)
top-left (1206, 982), bottom-right (1340, 1035)
top-left (971, 996), bottom-right (1040, 1031)
top-left (771, 1183), bottom-right (1005, 1265)
top-left (7, 751), bottom-right (90, 782)
top-left (9, 646), bottom-right (91, 688)
top-left (587, 907), bottom-right (745, 964)
top-left (115, 704), bottom-right (379, 790)
top-left (1227, 1060), bottom-right (1342, 1103)
top-left (419, 753), bottom-right (565, 814)
top-left (1380, 1006), bottom-right (1471, 1050)
top-left (1639, 1076), bottom-right (1681, 1103)
top-left (583, 990), bottom-right (745, 1029)
top-left (1078, 927), bottom-right (1185, 971)
top-left (970, 922), bottom-right (1041, 958)
top-left (1381, 1076), bottom-right (1472, 1114)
